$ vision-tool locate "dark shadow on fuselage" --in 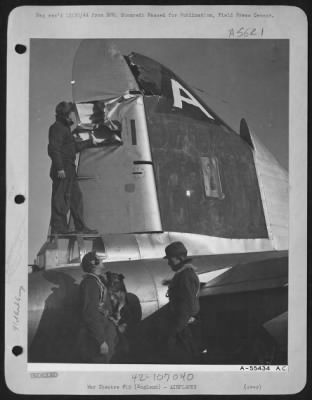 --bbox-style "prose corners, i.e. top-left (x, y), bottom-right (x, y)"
top-left (29, 270), bottom-right (81, 363)
top-left (29, 270), bottom-right (143, 364)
